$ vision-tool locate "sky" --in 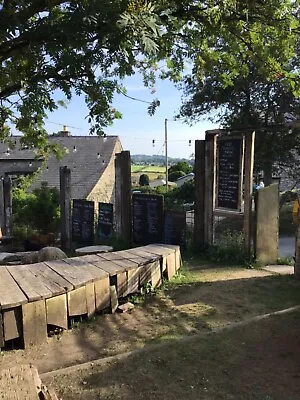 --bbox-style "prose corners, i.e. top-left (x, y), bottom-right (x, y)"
top-left (43, 74), bottom-right (217, 159)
